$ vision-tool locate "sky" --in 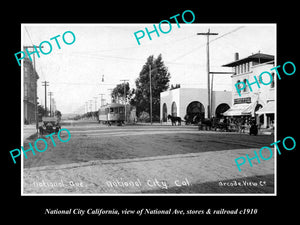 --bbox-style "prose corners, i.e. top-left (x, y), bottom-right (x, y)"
top-left (22, 23), bottom-right (276, 115)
